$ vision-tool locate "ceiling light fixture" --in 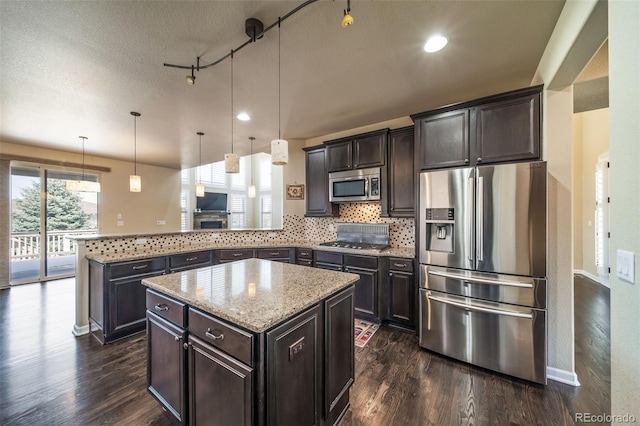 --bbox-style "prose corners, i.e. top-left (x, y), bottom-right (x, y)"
top-left (225, 52), bottom-right (239, 173)
top-left (66, 136), bottom-right (101, 193)
top-left (271, 19), bottom-right (288, 166)
top-left (237, 112), bottom-right (251, 121)
top-left (248, 136), bottom-right (256, 198)
top-left (130, 112), bottom-right (142, 192)
top-left (196, 132), bottom-right (205, 197)
top-left (341, 0), bottom-right (354, 27)
top-left (186, 58), bottom-right (200, 85)
top-left (424, 35), bottom-right (448, 53)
